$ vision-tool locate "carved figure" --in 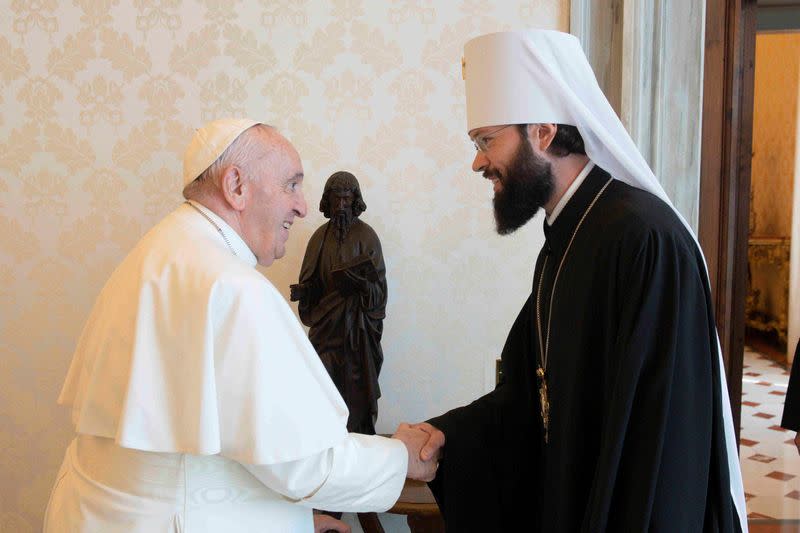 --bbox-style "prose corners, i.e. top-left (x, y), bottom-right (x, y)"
top-left (291, 171), bottom-right (387, 435)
